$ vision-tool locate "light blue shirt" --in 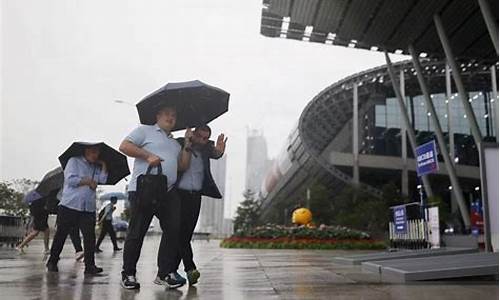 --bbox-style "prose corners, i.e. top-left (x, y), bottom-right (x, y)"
top-left (99, 201), bottom-right (113, 221)
top-left (60, 156), bottom-right (108, 212)
top-left (126, 124), bottom-right (181, 192)
top-left (177, 150), bottom-right (204, 191)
